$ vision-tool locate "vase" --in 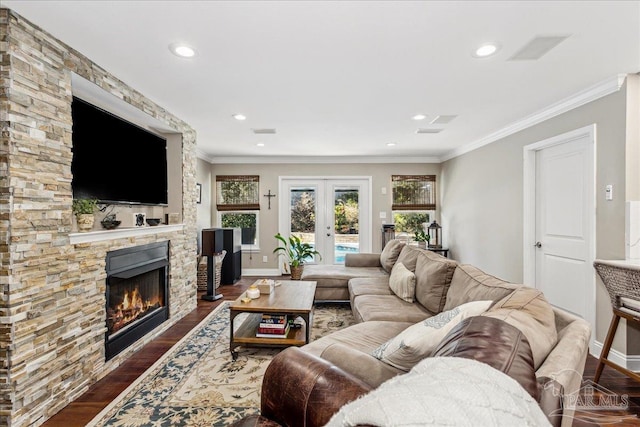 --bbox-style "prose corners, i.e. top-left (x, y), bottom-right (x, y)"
top-left (76, 214), bottom-right (95, 232)
top-left (290, 265), bottom-right (304, 280)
